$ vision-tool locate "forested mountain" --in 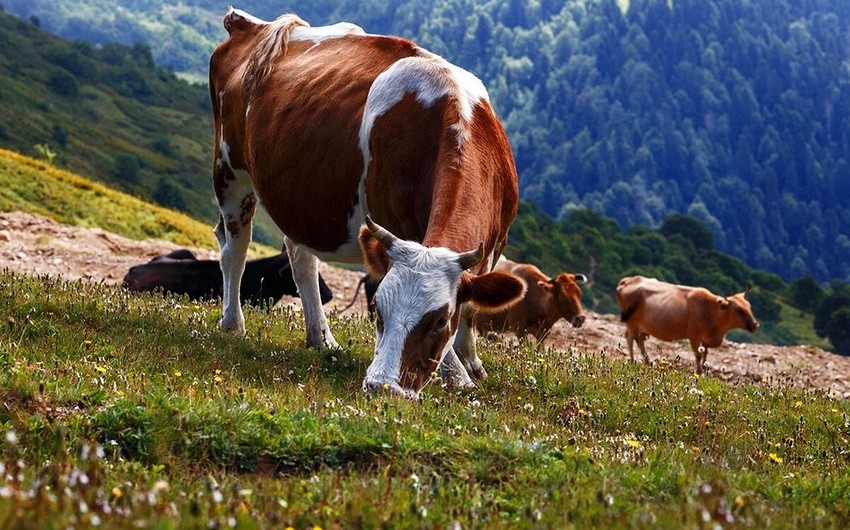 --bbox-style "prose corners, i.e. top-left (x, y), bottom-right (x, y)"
top-left (0, 10), bottom-right (284, 245)
top-left (5, 0), bottom-right (849, 283)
